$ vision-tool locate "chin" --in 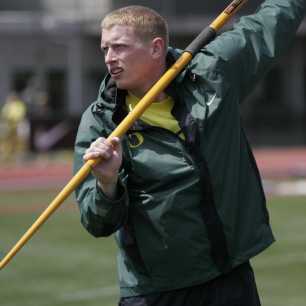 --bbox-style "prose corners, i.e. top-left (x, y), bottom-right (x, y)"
top-left (115, 80), bottom-right (133, 91)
